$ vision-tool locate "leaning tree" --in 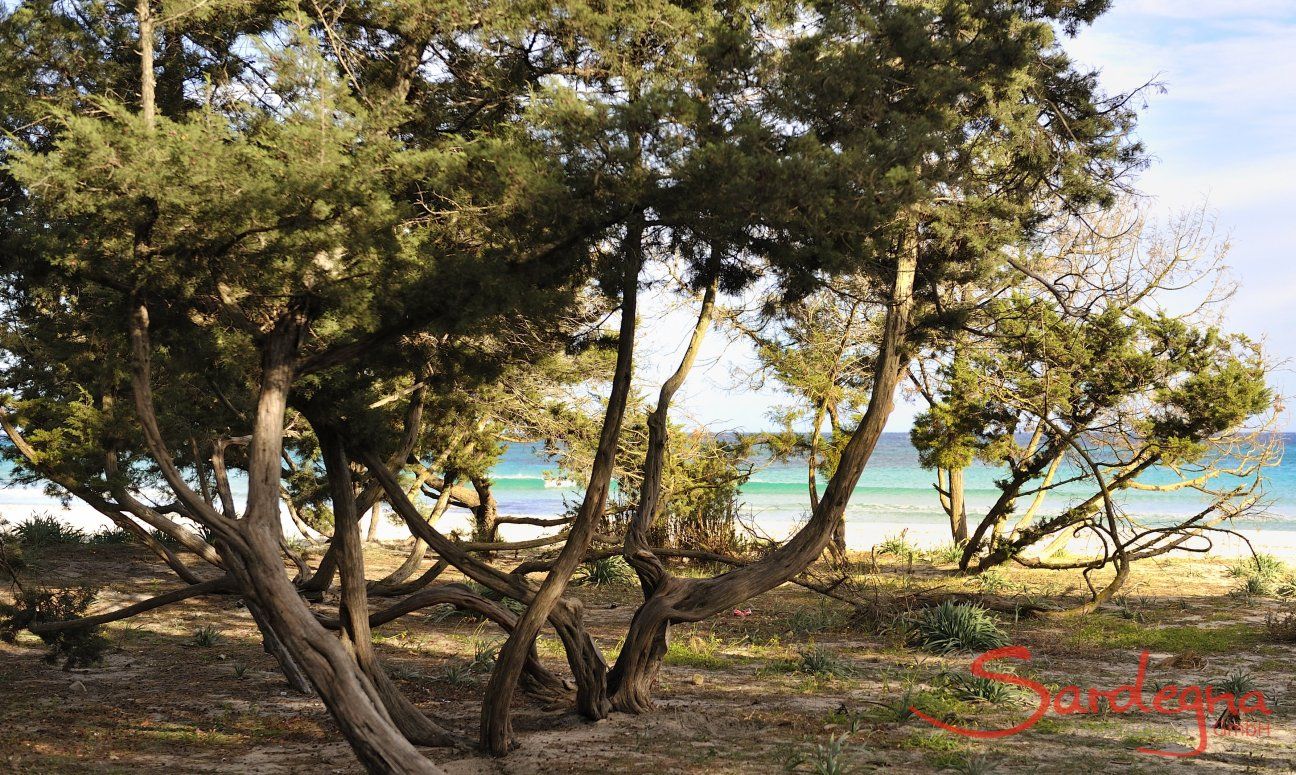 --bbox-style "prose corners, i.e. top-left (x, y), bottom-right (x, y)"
top-left (909, 206), bottom-right (1279, 609)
